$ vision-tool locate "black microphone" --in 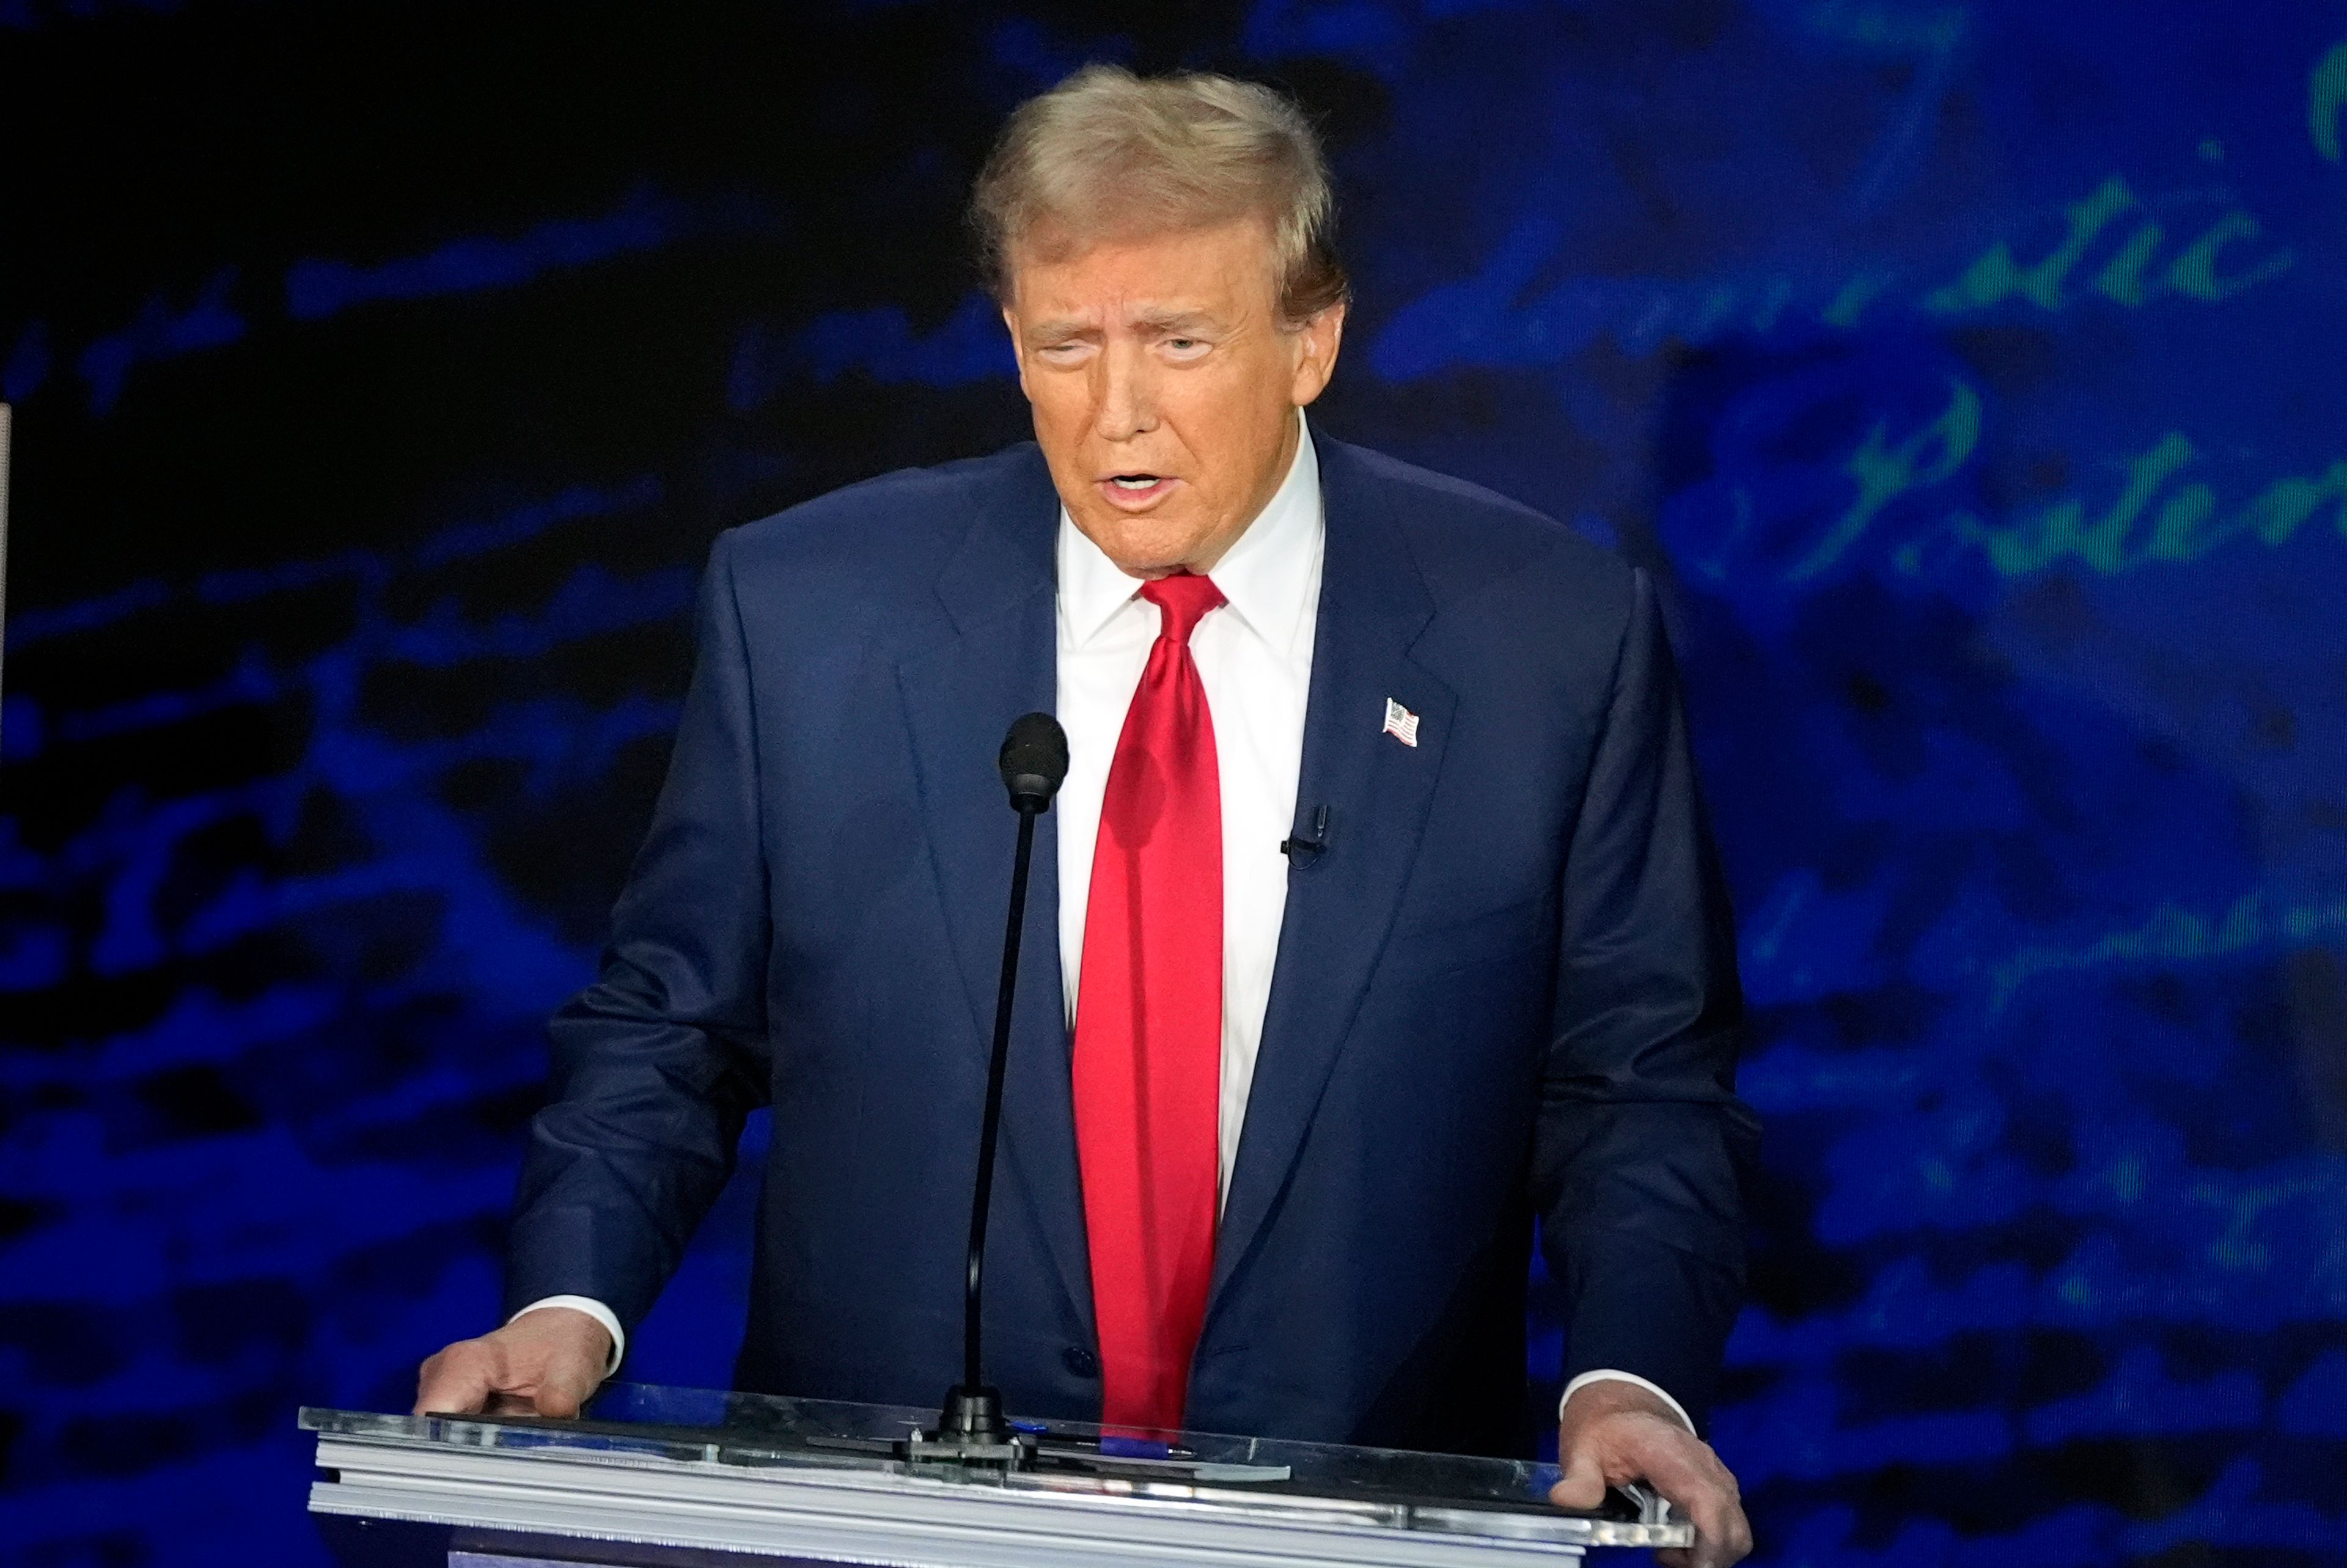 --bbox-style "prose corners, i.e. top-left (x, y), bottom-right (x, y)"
top-left (935, 711), bottom-right (1068, 1454)
top-left (999, 711), bottom-right (1070, 814)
